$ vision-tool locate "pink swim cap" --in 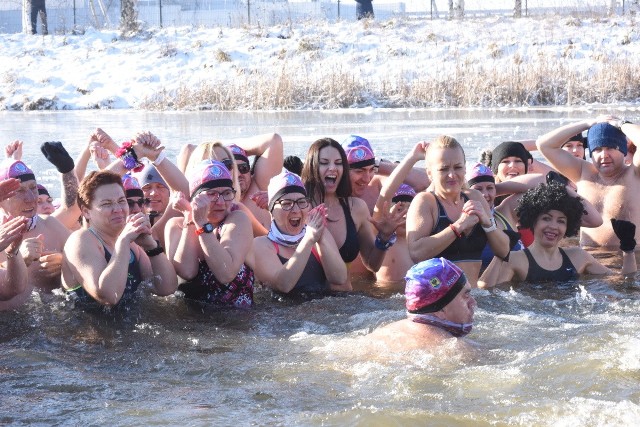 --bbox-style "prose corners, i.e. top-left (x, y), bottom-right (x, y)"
top-left (405, 257), bottom-right (466, 313)
top-left (122, 173), bottom-right (143, 198)
top-left (392, 183), bottom-right (416, 203)
top-left (345, 145), bottom-right (375, 169)
top-left (467, 162), bottom-right (495, 187)
top-left (0, 160), bottom-right (35, 182)
top-left (267, 170), bottom-right (307, 211)
top-left (188, 160), bottom-right (233, 199)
